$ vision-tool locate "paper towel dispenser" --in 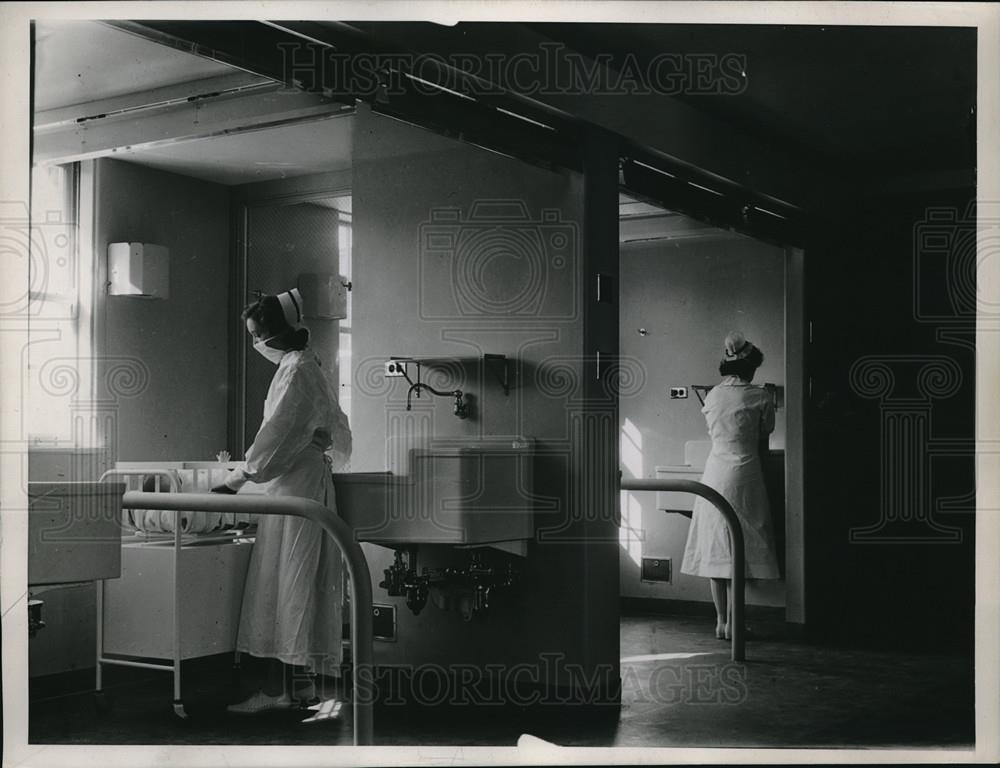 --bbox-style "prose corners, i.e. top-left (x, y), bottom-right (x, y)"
top-left (297, 272), bottom-right (348, 320)
top-left (108, 242), bottom-right (169, 299)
